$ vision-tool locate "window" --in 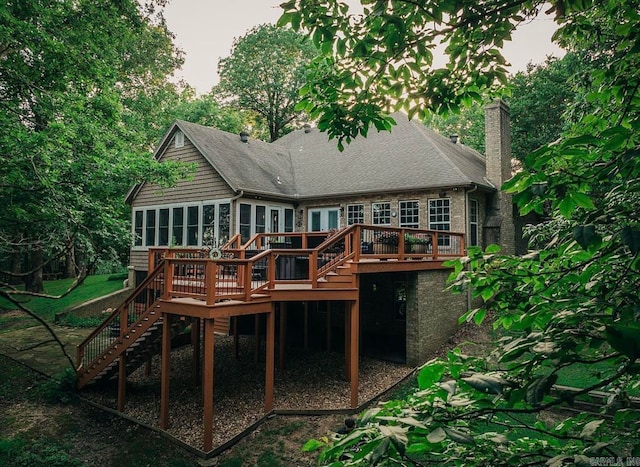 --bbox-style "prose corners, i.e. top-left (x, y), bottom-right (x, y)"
top-left (202, 204), bottom-right (215, 247)
top-left (172, 207), bottom-right (184, 246)
top-left (372, 202), bottom-right (391, 225)
top-left (145, 209), bottom-right (156, 246)
top-left (284, 208), bottom-right (294, 232)
top-left (399, 201), bottom-right (419, 228)
top-left (134, 211), bottom-right (143, 246)
top-left (187, 206), bottom-right (199, 246)
top-left (255, 206), bottom-right (266, 233)
top-left (239, 203), bottom-right (251, 243)
top-left (311, 211), bottom-right (321, 231)
top-left (218, 203), bottom-right (230, 242)
top-left (347, 204), bottom-right (364, 225)
top-left (174, 130), bottom-right (184, 148)
top-left (469, 199), bottom-right (479, 246)
top-left (429, 198), bottom-right (451, 246)
top-left (308, 208), bottom-right (340, 231)
top-left (158, 208), bottom-right (169, 246)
